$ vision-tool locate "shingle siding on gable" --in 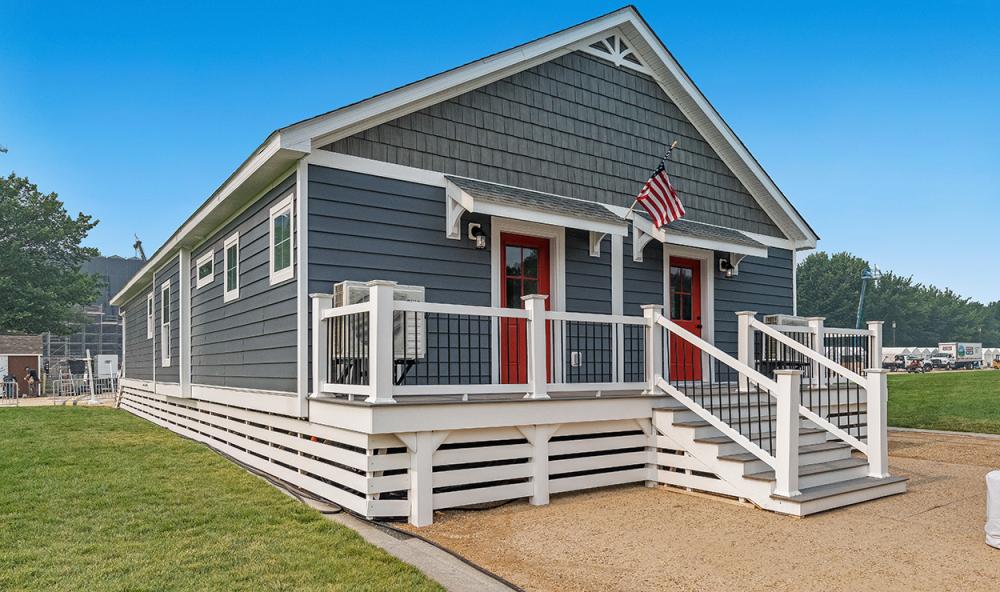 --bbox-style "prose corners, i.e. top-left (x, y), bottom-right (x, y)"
top-left (323, 50), bottom-right (784, 238)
